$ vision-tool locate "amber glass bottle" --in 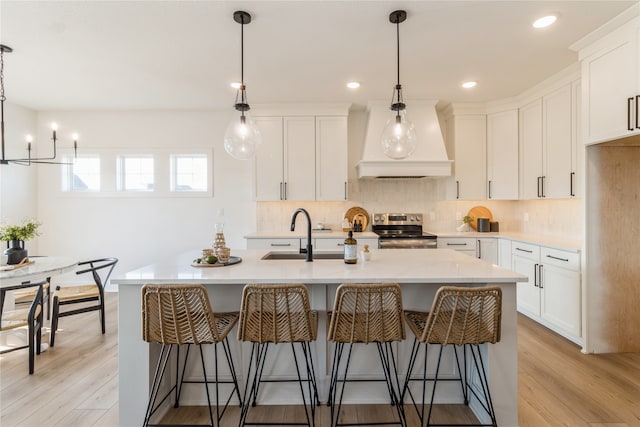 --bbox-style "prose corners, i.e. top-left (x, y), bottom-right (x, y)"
top-left (344, 231), bottom-right (358, 264)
